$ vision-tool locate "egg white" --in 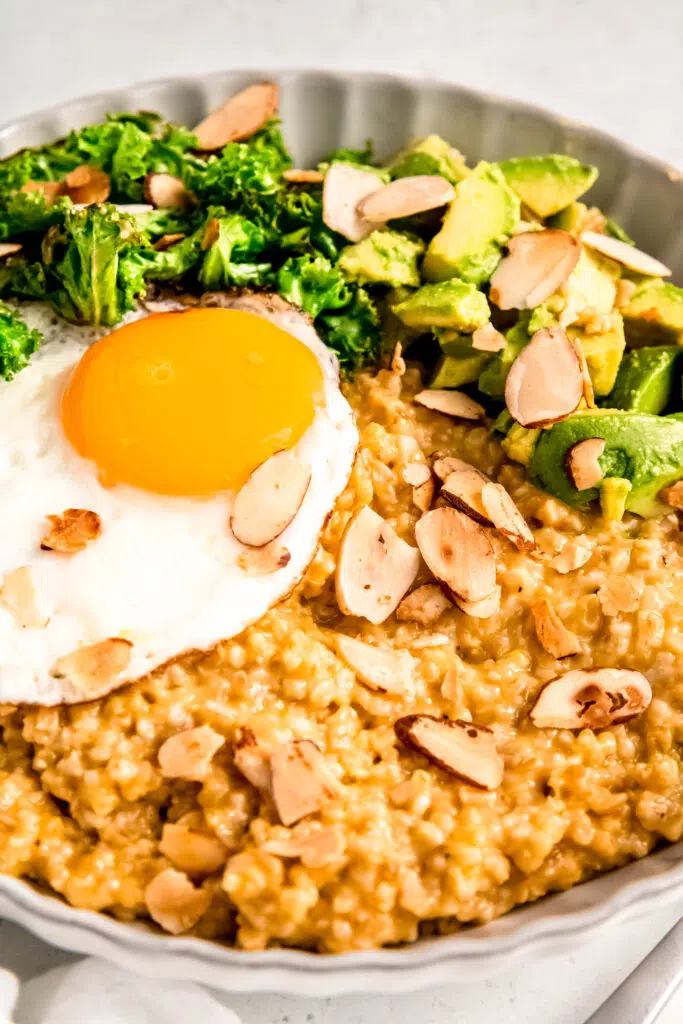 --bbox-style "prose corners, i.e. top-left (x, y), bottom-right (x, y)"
top-left (0, 299), bottom-right (358, 704)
